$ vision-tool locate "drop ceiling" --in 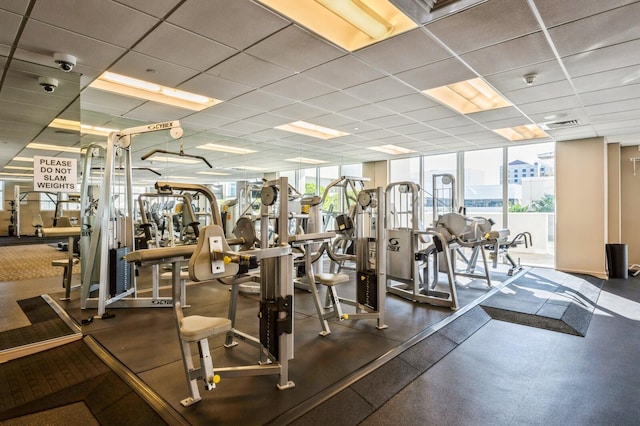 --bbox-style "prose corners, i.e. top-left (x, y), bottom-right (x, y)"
top-left (1, 0), bottom-right (639, 183)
